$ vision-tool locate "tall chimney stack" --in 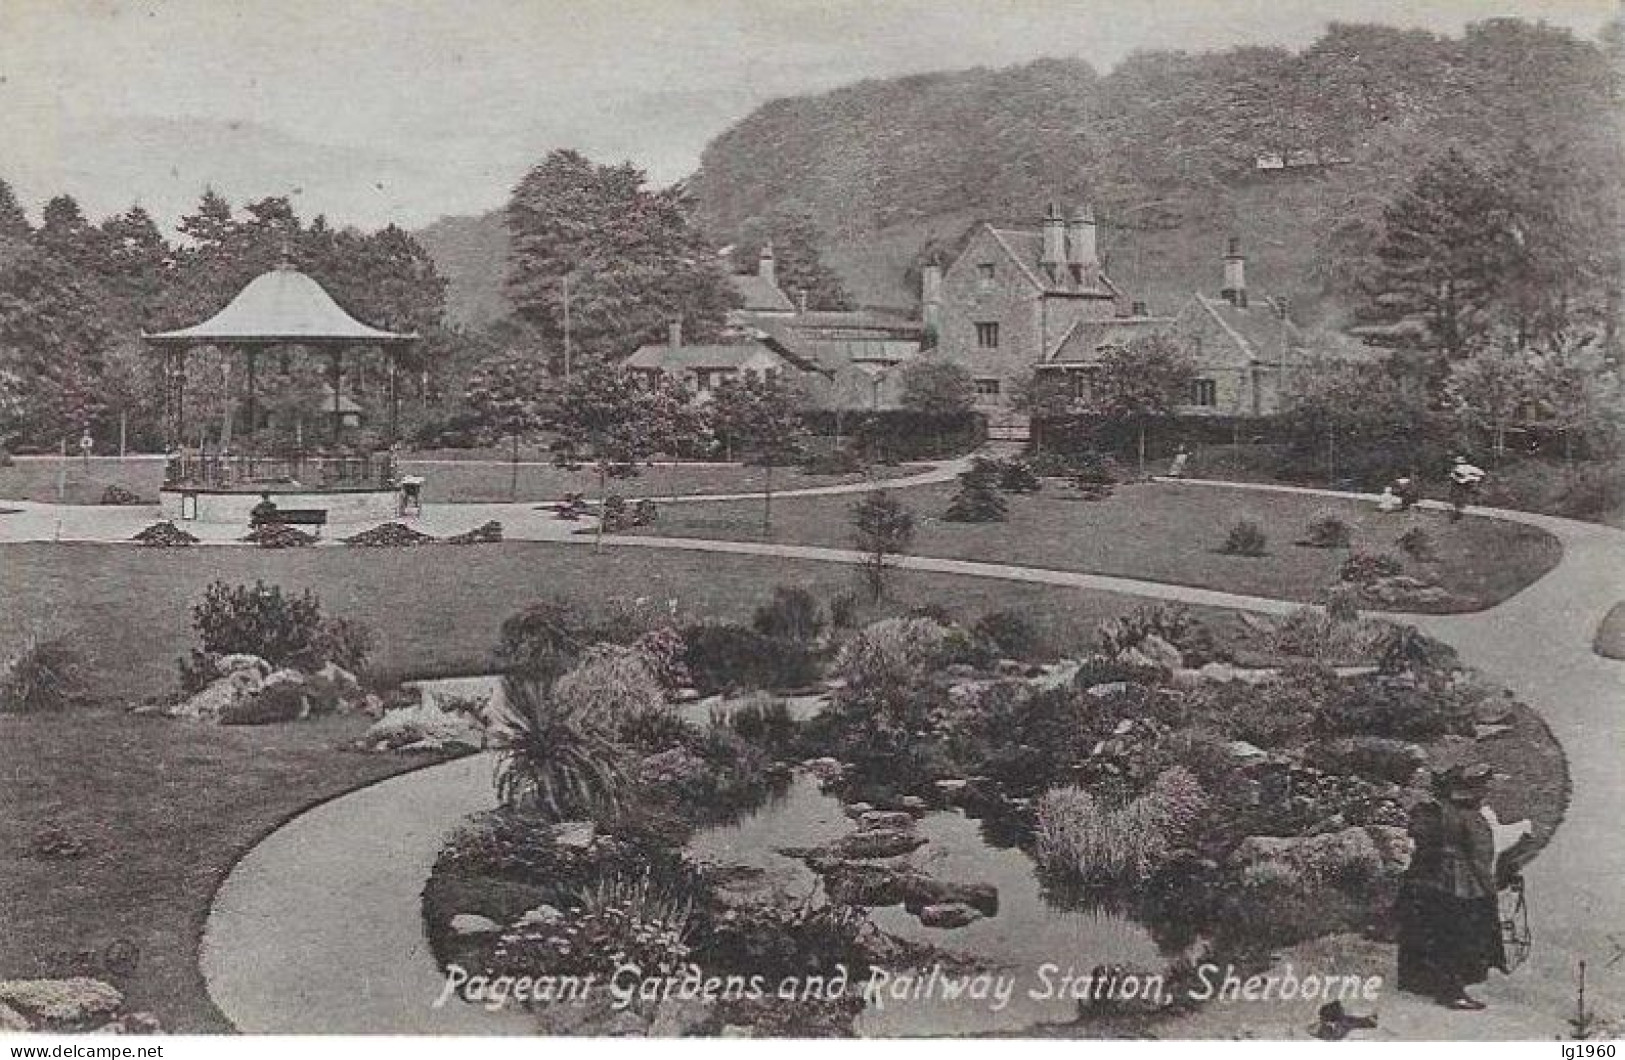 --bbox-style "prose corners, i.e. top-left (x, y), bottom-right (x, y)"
top-left (758, 241), bottom-right (776, 287)
top-left (1068, 204), bottom-right (1098, 282)
top-left (669, 319), bottom-right (683, 348)
top-left (1040, 203), bottom-right (1065, 281)
top-left (1222, 237), bottom-right (1248, 309)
